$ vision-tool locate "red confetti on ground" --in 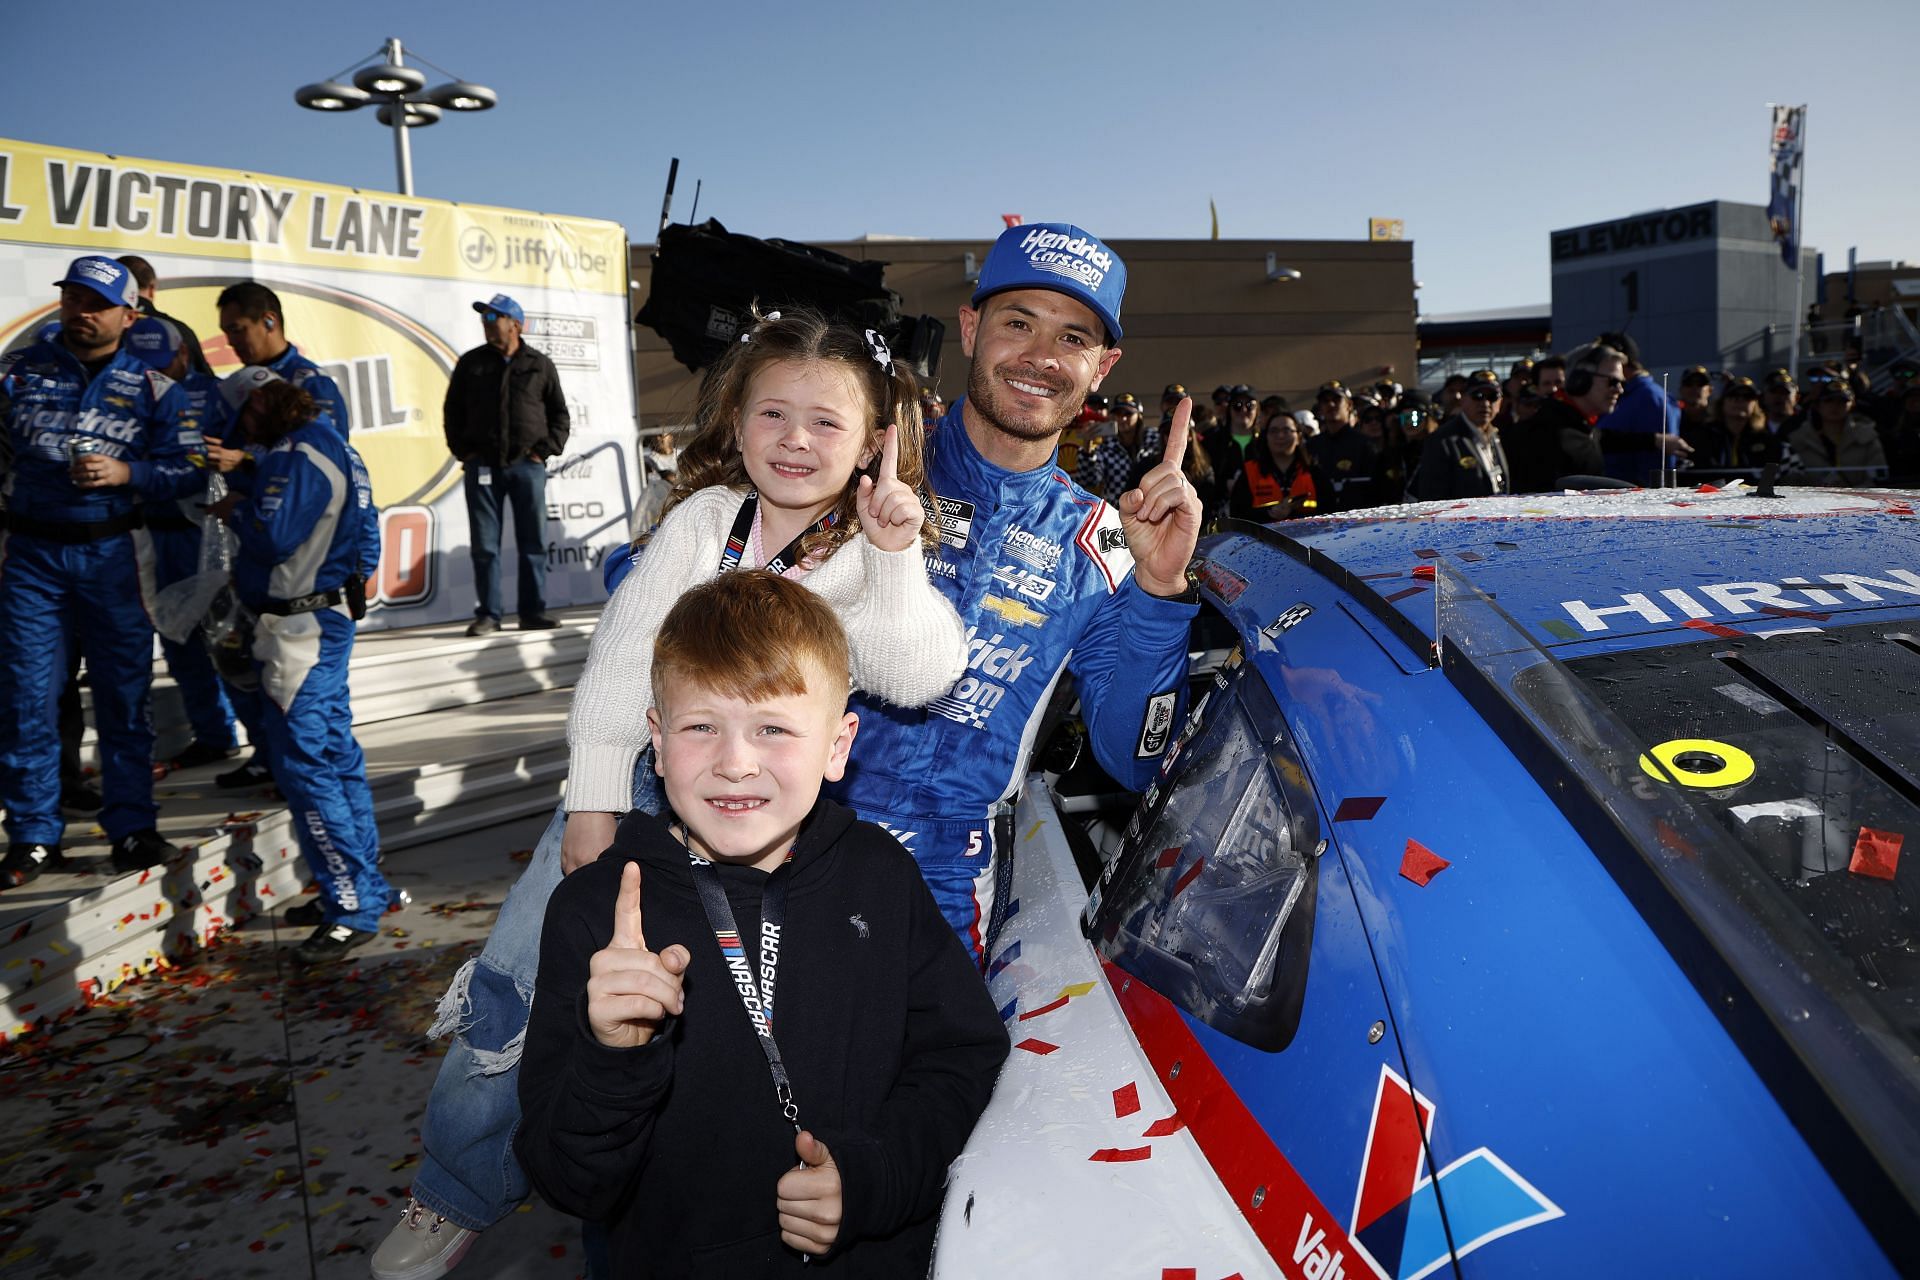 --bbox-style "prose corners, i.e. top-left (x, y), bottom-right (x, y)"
top-left (1016, 995), bottom-right (1069, 1022)
top-left (1850, 827), bottom-right (1904, 881)
top-left (1382, 585), bottom-right (1427, 603)
top-left (1683, 618), bottom-right (1743, 638)
top-left (1411, 564), bottom-right (1436, 580)
top-left (1014, 1038), bottom-right (1058, 1055)
top-left (1113, 1082), bottom-right (1141, 1118)
top-left (1334, 796), bottom-right (1386, 822)
top-left (249, 1241), bottom-right (265, 1253)
top-left (1142, 1114), bottom-right (1185, 1137)
top-left (1413, 547), bottom-right (1441, 559)
top-left (1089, 1146), bottom-right (1152, 1162)
top-left (1399, 839), bottom-right (1451, 887)
top-left (549, 1244), bottom-right (567, 1259)
top-left (1163, 1271), bottom-right (1197, 1280)
top-left (1695, 483), bottom-right (1720, 494)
